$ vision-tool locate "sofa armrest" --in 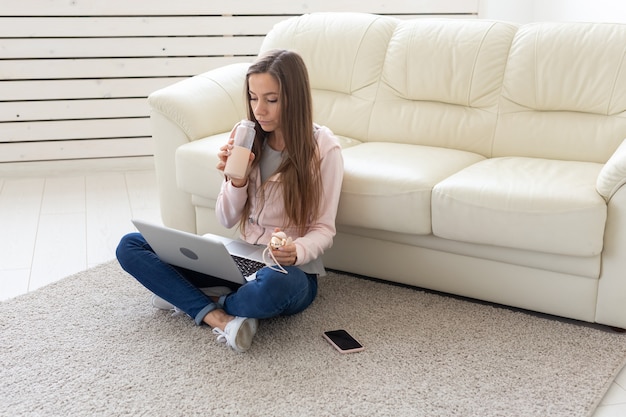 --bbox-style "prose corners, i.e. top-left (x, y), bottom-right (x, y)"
top-left (148, 62), bottom-right (249, 232)
top-left (148, 63), bottom-right (250, 141)
top-left (597, 138), bottom-right (626, 201)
